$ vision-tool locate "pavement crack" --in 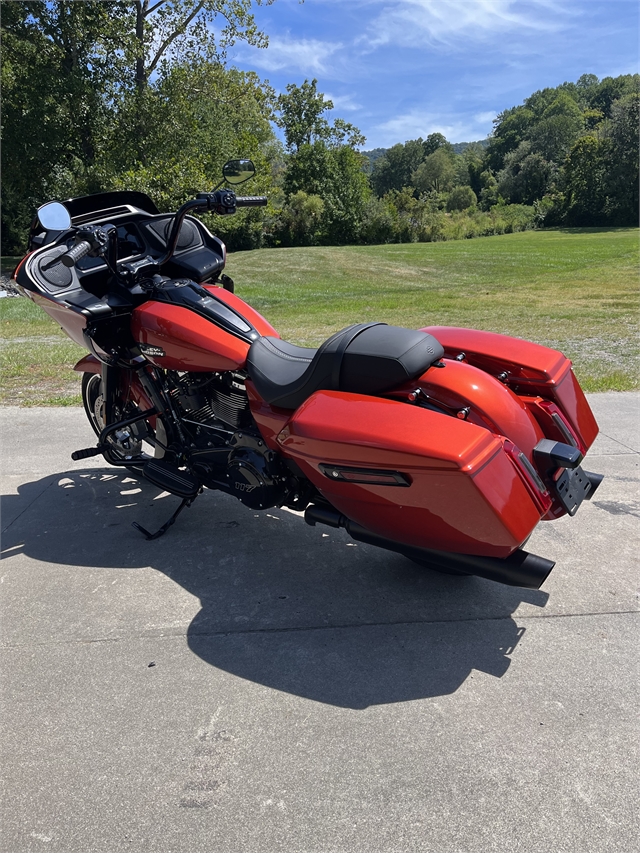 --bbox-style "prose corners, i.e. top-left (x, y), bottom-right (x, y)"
top-left (598, 431), bottom-right (640, 455)
top-left (1, 609), bottom-right (638, 650)
top-left (1, 476), bottom-right (57, 537)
